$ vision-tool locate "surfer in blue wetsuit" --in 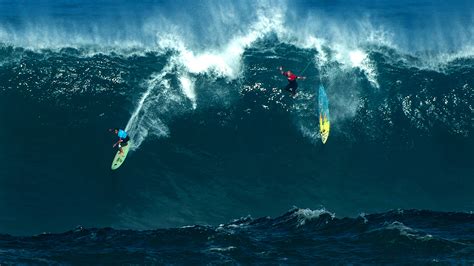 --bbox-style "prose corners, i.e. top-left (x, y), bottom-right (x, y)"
top-left (279, 66), bottom-right (306, 96)
top-left (110, 128), bottom-right (130, 155)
